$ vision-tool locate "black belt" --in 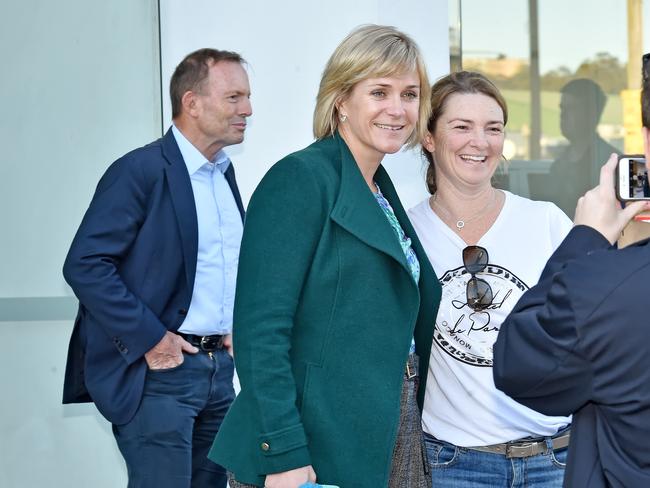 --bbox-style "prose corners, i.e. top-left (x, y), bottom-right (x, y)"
top-left (177, 333), bottom-right (226, 352)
